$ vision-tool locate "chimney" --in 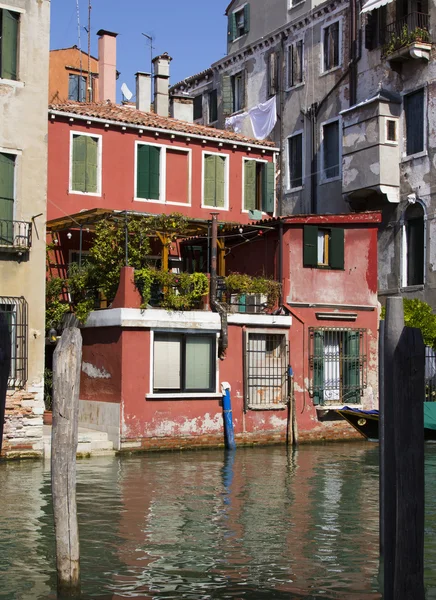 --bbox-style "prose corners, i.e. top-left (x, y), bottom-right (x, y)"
top-left (152, 52), bottom-right (172, 117)
top-left (97, 29), bottom-right (118, 103)
top-left (135, 72), bottom-right (152, 112)
top-left (170, 93), bottom-right (194, 123)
